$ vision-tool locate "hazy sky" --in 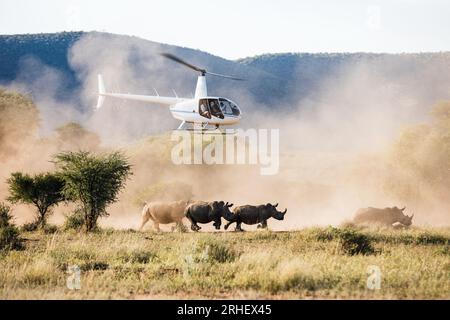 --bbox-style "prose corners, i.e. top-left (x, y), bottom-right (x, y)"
top-left (1, 0), bottom-right (449, 59)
